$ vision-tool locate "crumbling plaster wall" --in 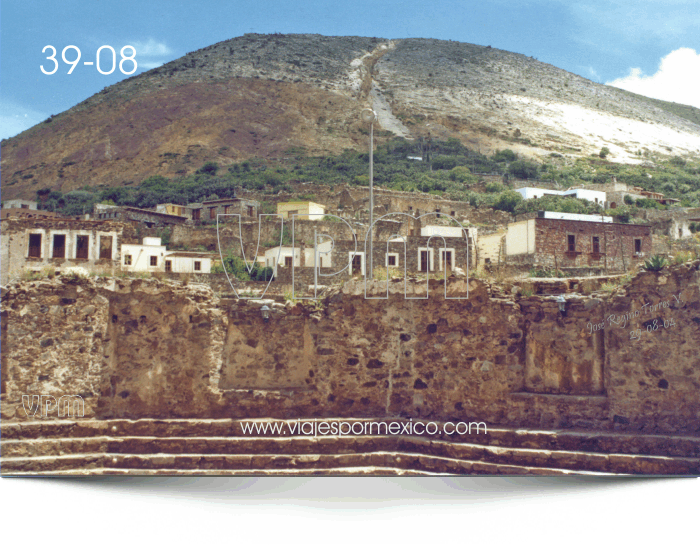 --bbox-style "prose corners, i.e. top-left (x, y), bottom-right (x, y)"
top-left (2, 261), bottom-right (699, 432)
